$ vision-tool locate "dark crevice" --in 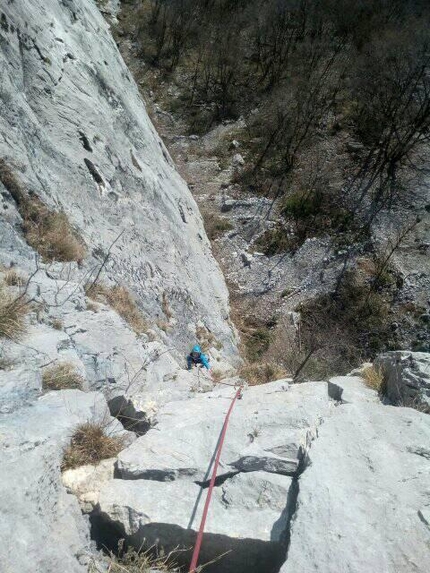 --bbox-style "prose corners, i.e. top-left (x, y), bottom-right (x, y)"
top-left (327, 380), bottom-right (345, 402)
top-left (195, 470), bottom-right (239, 489)
top-left (108, 395), bottom-right (151, 436)
top-left (281, 476), bottom-right (300, 555)
top-left (114, 466), bottom-right (198, 481)
top-left (178, 201), bottom-right (187, 223)
top-left (79, 131), bottom-right (93, 152)
top-left (1, 13), bottom-right (8, 32)
top-left (84, 158), bottom-right (104, 186)
top-left (89, 507), bottom-right (286, 573)
top-left (158, 140), bottom-right (170, 163)
top-left (89, 509), bottom-right (125, 553)
top-left (275, 436), bottom-right (313, 567)
top-left (130, 150), bottom-right (142, 171)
